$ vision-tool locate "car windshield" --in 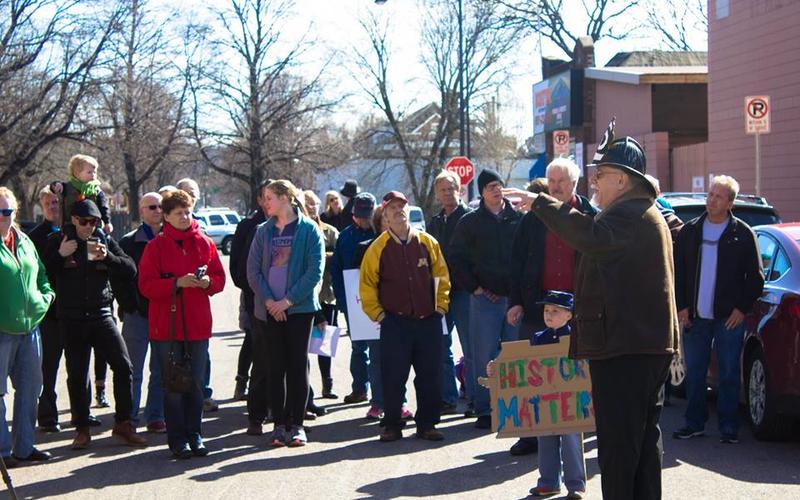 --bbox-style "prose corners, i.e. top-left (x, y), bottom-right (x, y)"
top-left (409, 210), bottom-right (423, 222)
